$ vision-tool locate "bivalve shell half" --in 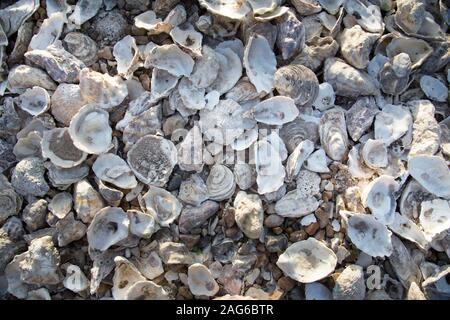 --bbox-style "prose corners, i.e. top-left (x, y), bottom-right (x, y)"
top-left (319, 108), bottom-right (349, 161)
top-left (141, 186), bottom-right (182, 227)
top-left (93, 153), bottom-right (137, 190)
top-left (408, 155), bottom-right (450, 199)
top-left (188, 263), bottom-right (219, 297)
top-left (42, 128), bottom-right (87, 168)
top-left (206, 164), bottom-right (236, 201)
